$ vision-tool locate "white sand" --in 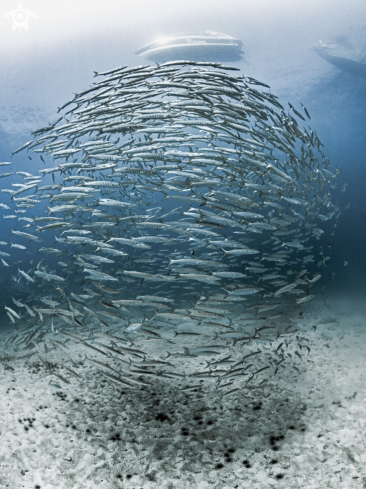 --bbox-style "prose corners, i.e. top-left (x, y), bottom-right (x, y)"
top-left (1, 293), bottom-right (366, 489)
